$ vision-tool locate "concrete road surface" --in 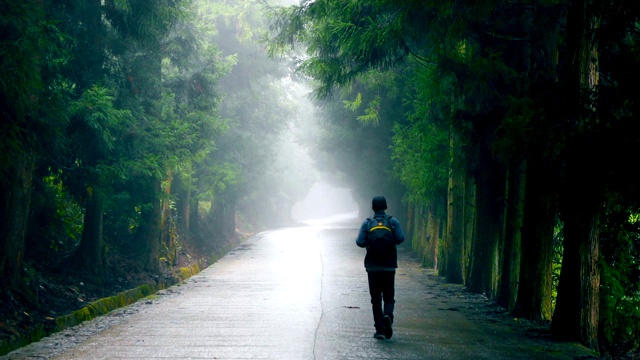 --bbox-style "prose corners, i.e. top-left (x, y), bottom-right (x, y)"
top-left (2, 214), bottom-right (598, 360)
